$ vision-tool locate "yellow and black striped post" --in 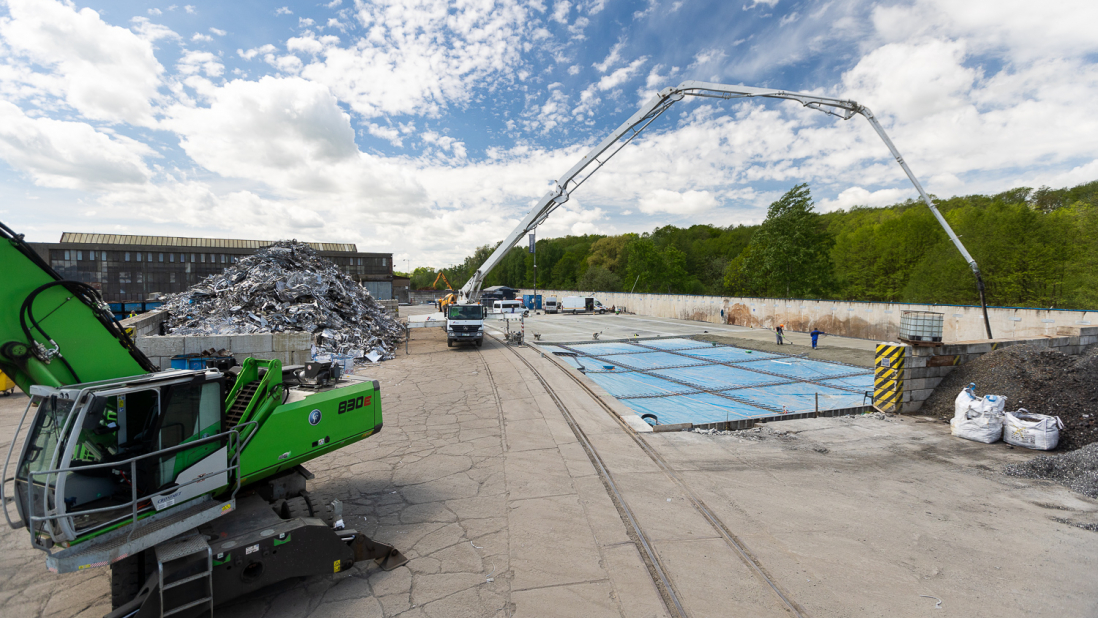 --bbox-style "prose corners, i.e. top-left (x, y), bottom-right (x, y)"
top-left (874, 343), bottom-right (906, 413)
